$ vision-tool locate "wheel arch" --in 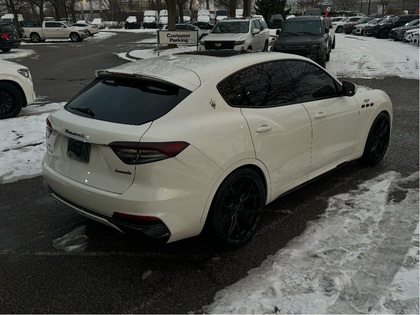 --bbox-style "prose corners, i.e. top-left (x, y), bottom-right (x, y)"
top-left (199, 159), bottom-right (271, 226)
top-left (0, 79), bottom-right (28, 107)
top-left (356, 108), bottom-right (392, 158)
top-left (30, 32), bottom-right (41, 42)
top-left (69, 32), bottom-right (81, 41)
